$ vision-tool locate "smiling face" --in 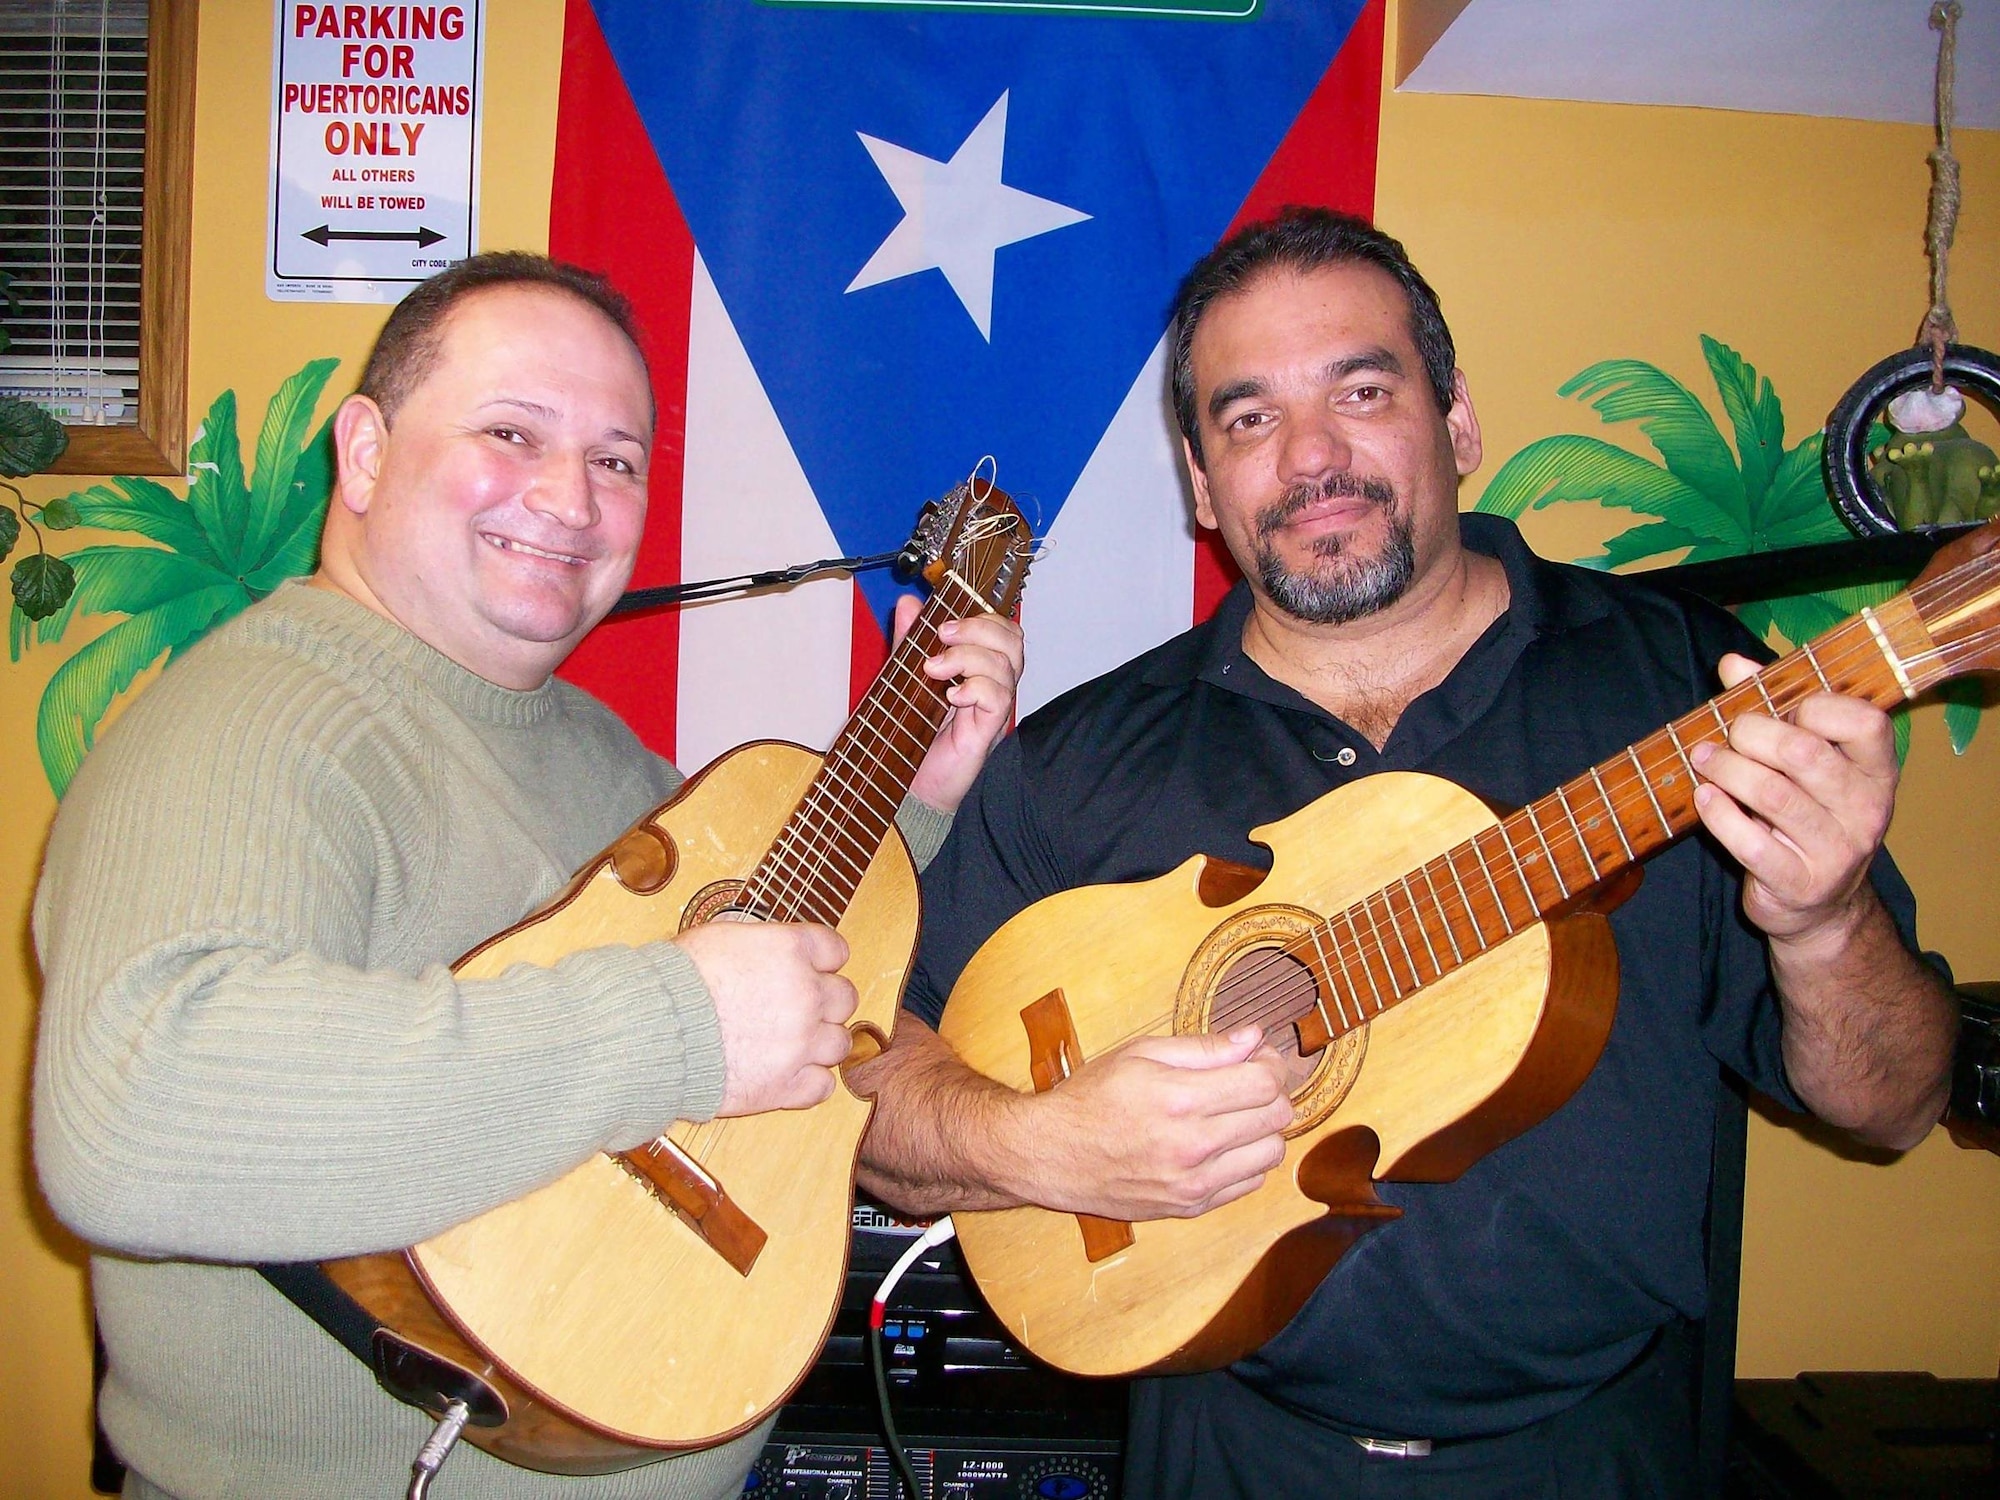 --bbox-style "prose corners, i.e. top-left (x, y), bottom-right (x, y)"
top-left (1183, 261), bottom-right (1481, 628)
top-left (320, 283), bottom-right (653, 688)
